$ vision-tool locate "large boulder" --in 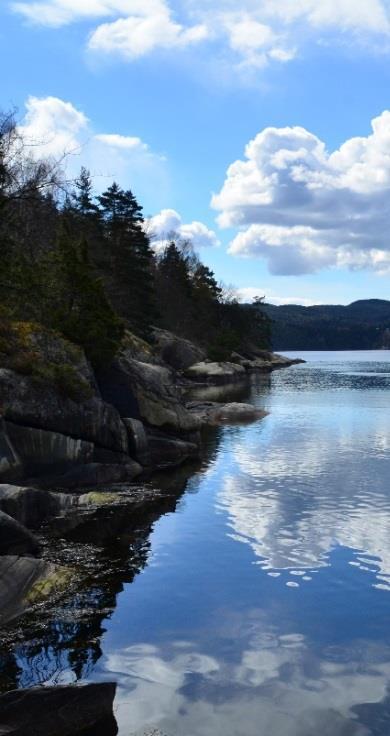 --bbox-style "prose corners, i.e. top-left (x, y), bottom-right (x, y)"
top-left (0, 683), bottom-right (118, 736)
top-left (151, 328), bottom-right (206, 371)
top-left (0, 556), bottom-right (72, 625)
top-left (0, 511), bottom-right (41, 557)
top-left (0, 369), bottom-right (128, 455)
top-left (184, 361), bottom-right (246, 385)
top-left (98, 352), bottom-right (200, 434)
top-left (0, 419), bottom-right (23, 483)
